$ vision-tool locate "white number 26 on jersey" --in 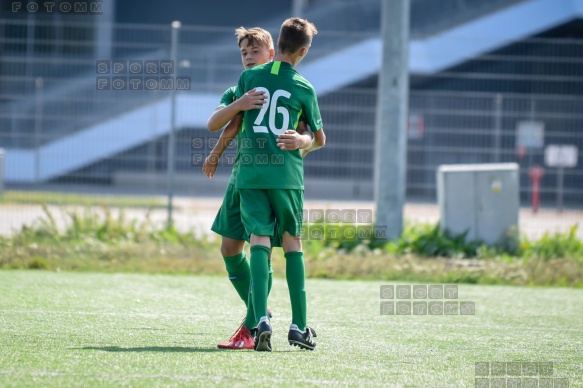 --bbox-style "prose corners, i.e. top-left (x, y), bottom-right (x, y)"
top-left (252, 87), bottom-right (291, 136)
